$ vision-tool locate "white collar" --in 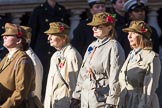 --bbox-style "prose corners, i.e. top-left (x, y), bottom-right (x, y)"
top-left (8, 49), bottom-right (19, 59)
